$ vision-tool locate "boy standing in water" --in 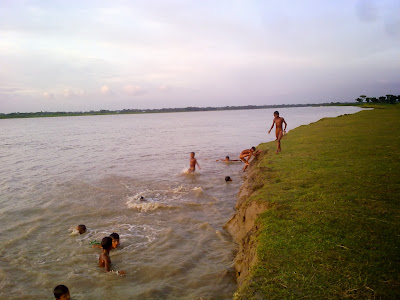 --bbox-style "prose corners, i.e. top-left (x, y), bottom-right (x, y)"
top-left (53, 285), bottom-right (70, 300)
top-left (98, 236), bottom-right (125, 275)
top-left (268, 111), bottom-right (287, 153)
top-left (189, 152), bottom-right (200, 173)
top-left (98, 237), bottom-right (112, 272)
